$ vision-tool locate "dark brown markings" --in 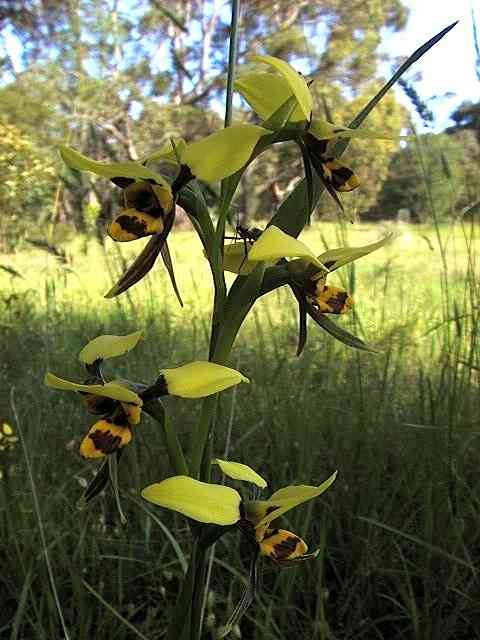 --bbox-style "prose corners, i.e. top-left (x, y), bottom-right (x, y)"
top-left (111, 177), bottom-right (135, 188)
top-left (116, 214), bottom-right (149, 237)
top-left (262, 528), bottom-right (280, 539)
top-left (323, 261), bottom-right (335, 270)
top-left (134, 190), bottom-right (156, 211)
top-left (273, 535), bottom-right (301, 560)
top-left (329, 166), bottom-right (354, 190)
top-left (328, 291), bottom-right (349, 313)
top-left (108, 408), bottom-right (129, 427)
top-left (83, 394), bottom-right (117, 415)
top-left (89, 429), bottom-right (123, 454)
top-left (265, 505), bottom-right (278, 516)
top-left (125, 182), bottom-right (166, 217)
